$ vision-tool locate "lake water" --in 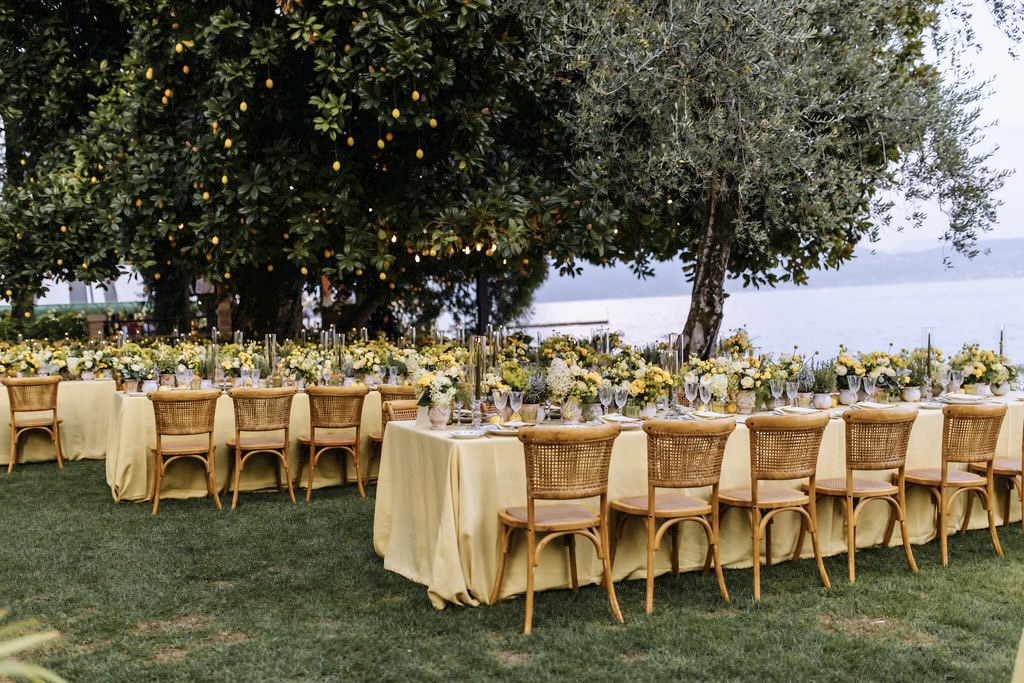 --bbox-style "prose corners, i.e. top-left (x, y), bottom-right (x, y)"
top-left (524, 277), bottom-right (1022, 361)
